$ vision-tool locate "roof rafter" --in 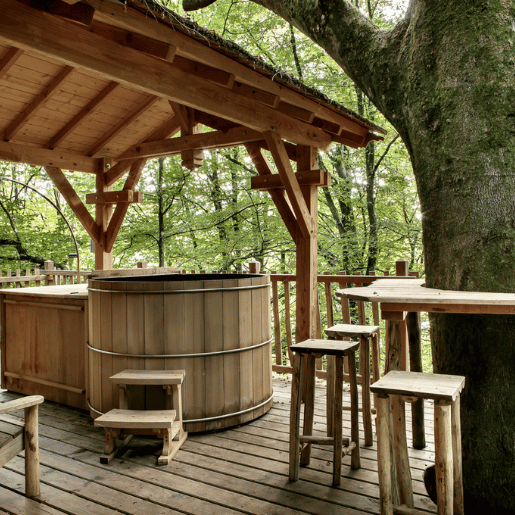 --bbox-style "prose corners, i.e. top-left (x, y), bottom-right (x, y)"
top-left (2, 65), bottom-right (74, 142)
top-left (117, 125), bottom-right (265, 161)
top-left (0, 1), bottom-right (332, 150)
